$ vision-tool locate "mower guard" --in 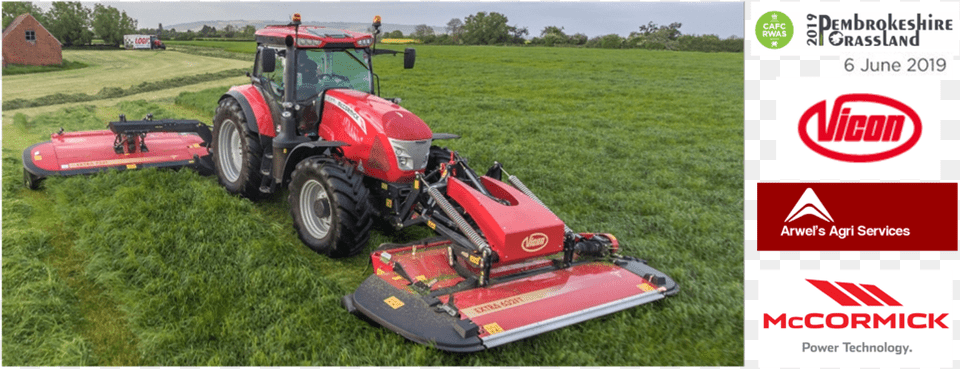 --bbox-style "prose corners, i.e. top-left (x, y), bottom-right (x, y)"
top-left (22, 118), bottom-right (212, 187)
top-left (343, 238), bottom-right (678, 352)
